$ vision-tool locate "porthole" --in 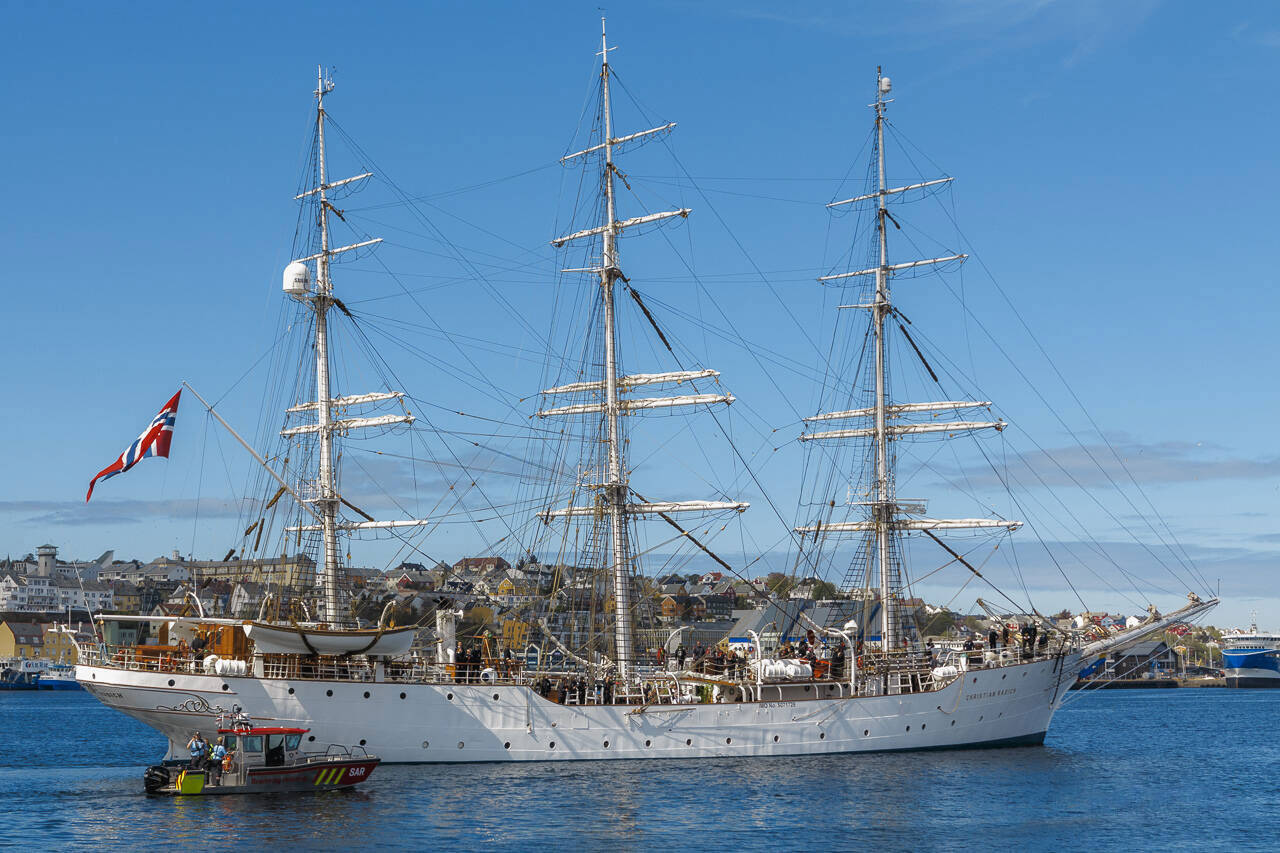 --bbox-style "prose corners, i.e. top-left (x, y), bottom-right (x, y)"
top-left (1022, 672), bottom-right (1027, 678)
top-left (167, 679), bottom-right (175, 687)
top-left (221, 684), bottom-right (229, 691)
top-left (686, 738), bottom-right (692, 746)
top-left (819, 732), bottom-right (825, 740)
top-left (803, 685), bottom-right (811, 692)
top-left (1001, 674), bottom-right (1007, 680)
top-left (979, 715), bottom-right (984, 721)
top-left (288, 687), bottom-right (295, 695)
top-left (726, 737), bottom-right (732, 744)
top-left (645, 739), bottom-right (651, 747)
top-left (773, 735), bottom-right (779, 743)
top-left (906, 726), bottom-right (911, 732)
top-left (921, 724), bottom-right (926, 730)
top-left (863, 729), bottom-right (869, 736)
top-left (326, 689), bottom-right (333, 697)
top-left (363, 691), bottom-right (371, 699)
top-left (493, 693), bottom-right (500, 700)
top-left (359, 739), bottom-right (366, 746)
top-left (827, 685), bottom-right (835, 691)
top-left (950, 720), bottom-right (956, 726)
top-left (972, 677), bottom-right (978, 684)
top-left (400, 692), bottom-right (406, 700)
top-left (504, 742), bottom-right (511, 750)
top-left (422, 741), bottom-right (429, 749)
top-left (457, 741), bottom-right (464, 749)
top-left (603, 740), bottom-right (610, 749)
top-left (549, 741), bottom-right (556, 749)
top-left (446, 693), bottom-right (453, 700)
top-left (308, 735), bottom-right (316, 742)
